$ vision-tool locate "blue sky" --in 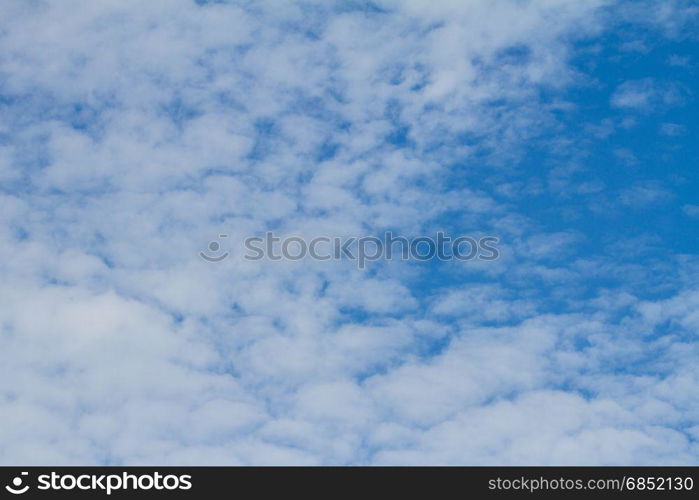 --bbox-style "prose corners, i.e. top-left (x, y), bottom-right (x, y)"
top-left (0, 0), bottom-right (698, 465)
